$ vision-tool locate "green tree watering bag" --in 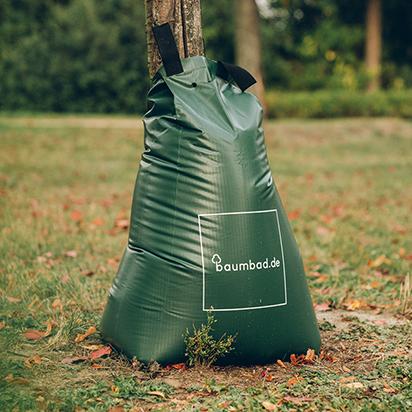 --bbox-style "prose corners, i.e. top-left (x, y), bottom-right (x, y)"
top-left (101, 24), bottom-right (320, 364)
